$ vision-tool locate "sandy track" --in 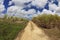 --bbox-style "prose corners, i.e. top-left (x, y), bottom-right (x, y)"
top-left (15, 21), bottom-right (50, 40)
